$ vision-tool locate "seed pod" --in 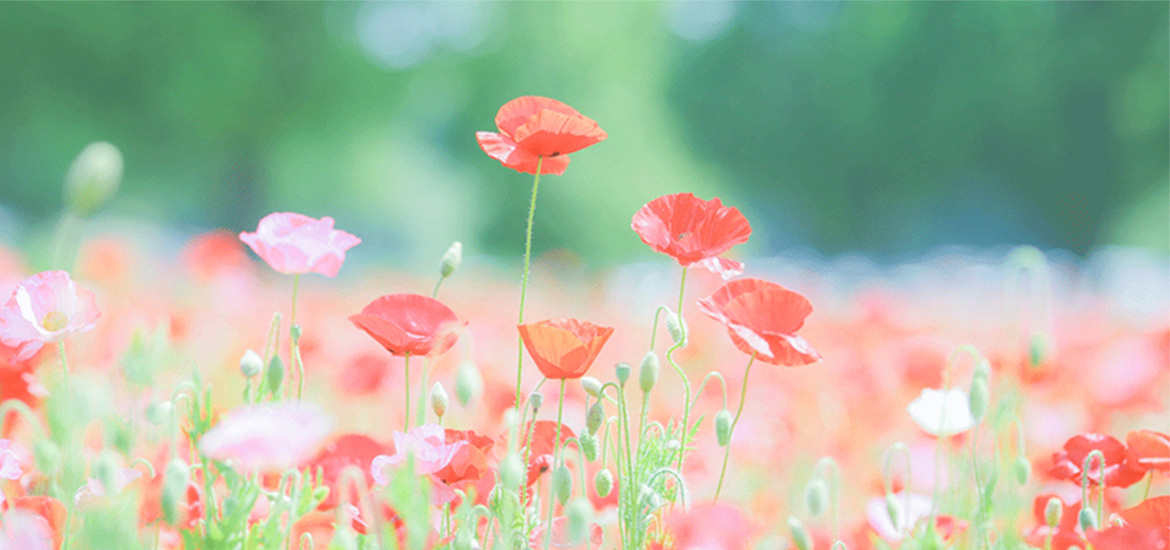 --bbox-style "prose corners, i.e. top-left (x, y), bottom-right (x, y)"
top-left (265, 355), bottom-right (284, 396)
top-left (715, 409), bottom-right (733, 447)
top-left (615, 363), bottom-right (631, 386)
top-left (580, 377), bottom-right (602, 398)
top-left (666, 314), bottom-right (687, 347)
top-left (1078, 507), bottom-right (1098, 530)
top-left (788, 516), bottom-right (812, 550)
top-left (1013, 455), bottom-right (1031, 485)
top-left (499, 454), bottom-right (524, 490)
top-left (65, 141), bottom-right (123, 216)
top-left (239, 349), bottom-right (263, 378)
top-left (805, 479), bottom-right (829, 517)
top-left (586, 402), bottom-right (604, 435)
top-left (439, 241), bottom-right (462, 278)
top-left (594, 469), bottom-right (613, 498)
top-left (566, 498), bottom-right (590, 544)
top-left (528, 392), bottom-right (543, 412)
top-left (553, 465), bottom-right (572, 505)
top-left (430, 382), bottom-right (449, 419)
top-left (969, 378), bottom-right (989, 421)
top-left (455, 361), bottom-right (483, 407)
top-left (639, 351), bottom-right (659, 393)
top-left (1045, 497), bottom-right (1063, 528)
top-left (579, 433), bottom-right (598, 462)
